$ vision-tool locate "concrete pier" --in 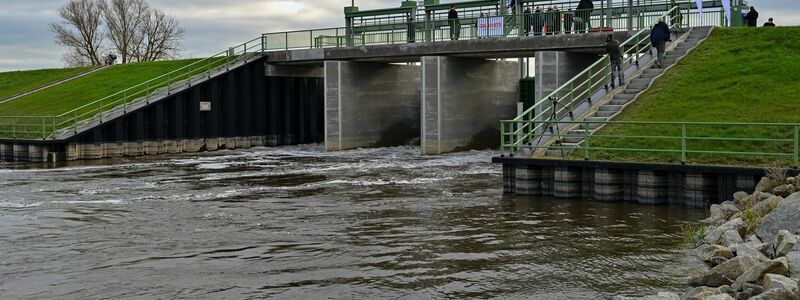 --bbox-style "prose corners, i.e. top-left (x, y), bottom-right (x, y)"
top-left (420, 57), bottom-right (519, 155)
top-left (324, 61), bottom-right (421, 151)
top-left (534, 51), bottom-right (597, 120)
